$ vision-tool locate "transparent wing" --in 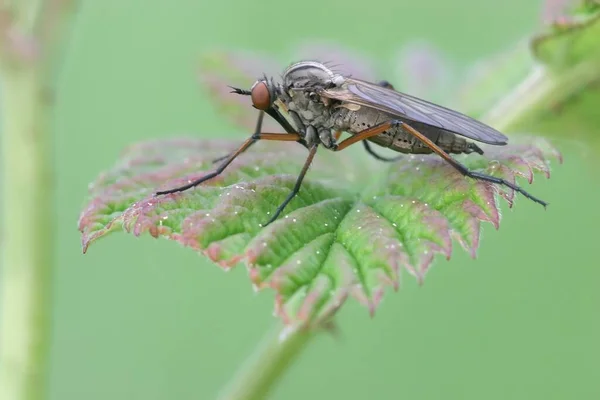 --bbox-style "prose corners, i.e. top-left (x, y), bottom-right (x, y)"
top-left (319, 78), bottom-right (509, 145)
